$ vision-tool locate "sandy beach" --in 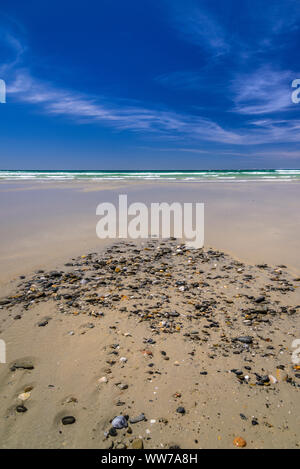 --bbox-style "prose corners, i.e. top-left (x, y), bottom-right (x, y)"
top-left (1, 0), bottom-right (300, 453)
top-left (0, 181), bottom-right (299, 449)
